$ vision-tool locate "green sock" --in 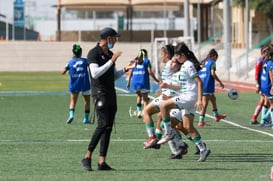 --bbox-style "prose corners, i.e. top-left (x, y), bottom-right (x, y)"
top-left (264, 108), bottom-right (271, 121)
top-left (155, 128), bottom-right (162, 139)
top-left (212, 109), bottom-right (218, 116)
top-left (186, 134), bottom-right (193, 142)
top-left (269, 108), bottom-right (273, 124)
top-left (137, 104), bottom-right (142, 112)
top-left (69, 109), bottom-right (74, 118)
top-left (145, 122), bottom-right (155, 137)
top-left (192, 135), bottom-right (202, 143)
top-left (84, 110), bottom-right (90, 120)
top-left (162, 117), bottom-right (170, 123)
top-left (199, 115), bottom-right (205, 122)
top-left (261, 106), bottom-right (268, 122)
